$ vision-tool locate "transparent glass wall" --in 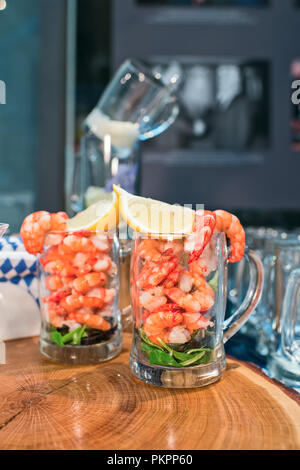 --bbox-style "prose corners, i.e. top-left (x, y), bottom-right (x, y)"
top-left (0, 0), bottom-right (41, 232)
